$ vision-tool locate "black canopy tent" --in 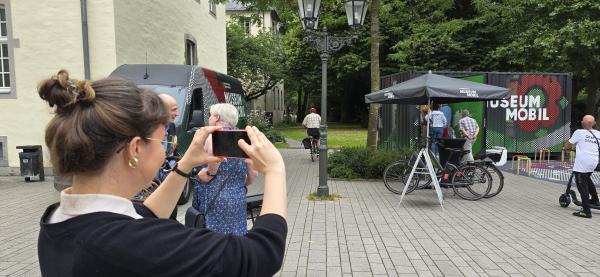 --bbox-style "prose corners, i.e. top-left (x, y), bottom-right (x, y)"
top-left (365, 72), bottom-right (510, 151)
top-left (365, 72), bottom-right (509, 105)
top-left (364, 72), bottom-right (509, 206)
